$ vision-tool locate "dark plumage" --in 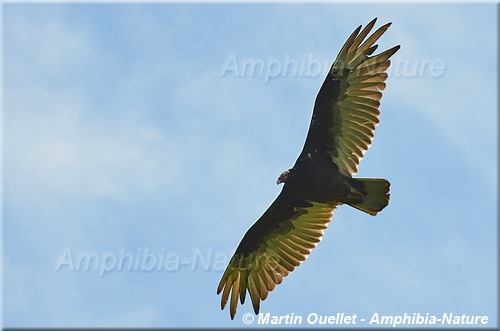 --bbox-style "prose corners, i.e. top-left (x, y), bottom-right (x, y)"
top-left (217, 18), bottom-right (400, 319)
